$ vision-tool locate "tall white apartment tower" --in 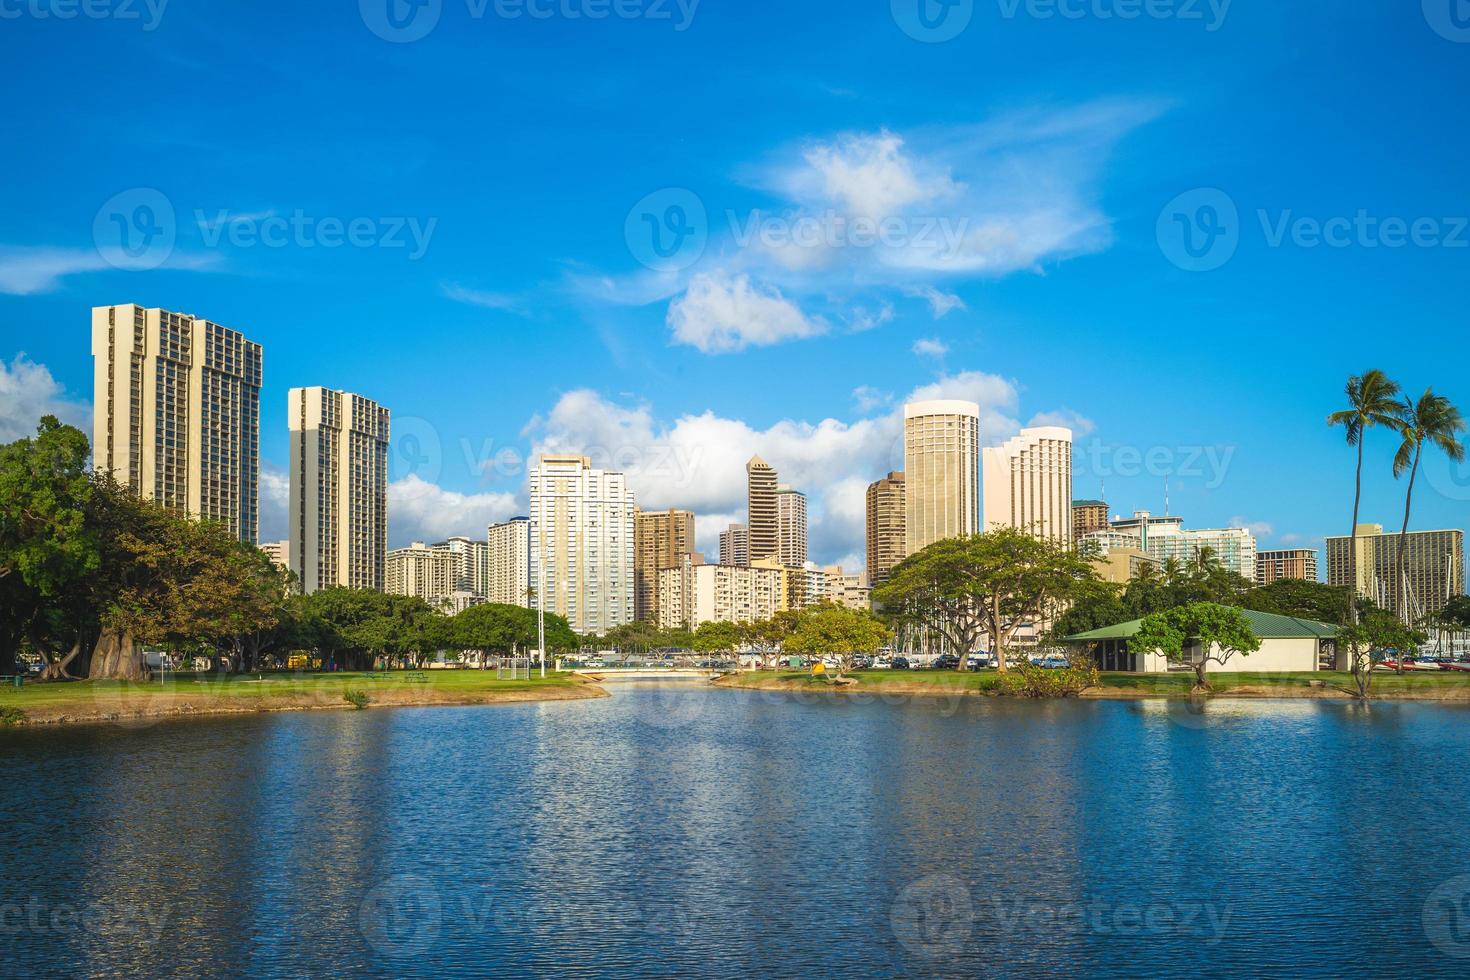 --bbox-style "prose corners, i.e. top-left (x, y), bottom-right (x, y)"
top-left (487, 518), bottom-right (533, 607)
top-left (287, 387), bottom-right (390, 593)
top-left (776, 485), bottom-right (808, 567)
top-left (903, 400), bottom-right (980, 554)
top-left (92, 304), bottom-right (263, 542)
top-left (982, 426), bottom-right (1074, 547)
top-left (528, 455), bottom-right (636, 635)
